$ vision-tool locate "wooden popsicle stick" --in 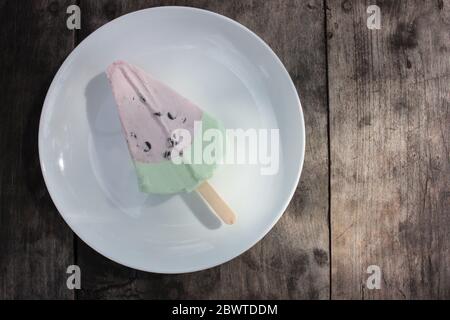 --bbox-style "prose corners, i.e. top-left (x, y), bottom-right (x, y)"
top-left (196, 181), bottom-right (236, 225)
